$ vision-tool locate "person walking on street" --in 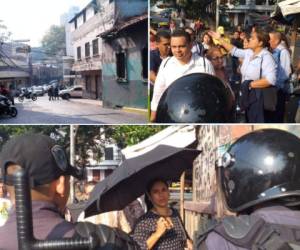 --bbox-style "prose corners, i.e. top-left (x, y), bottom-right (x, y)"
top-left (48, 86), bottom-right (54, 101)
